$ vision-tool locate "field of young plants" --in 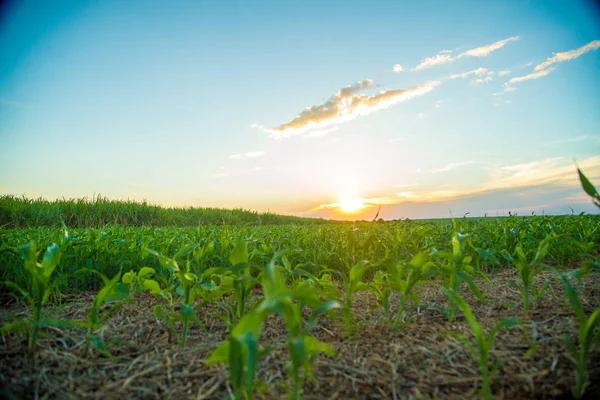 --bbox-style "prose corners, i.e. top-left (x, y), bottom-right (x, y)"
top-left (1, 174), bottom-right (599, 400)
